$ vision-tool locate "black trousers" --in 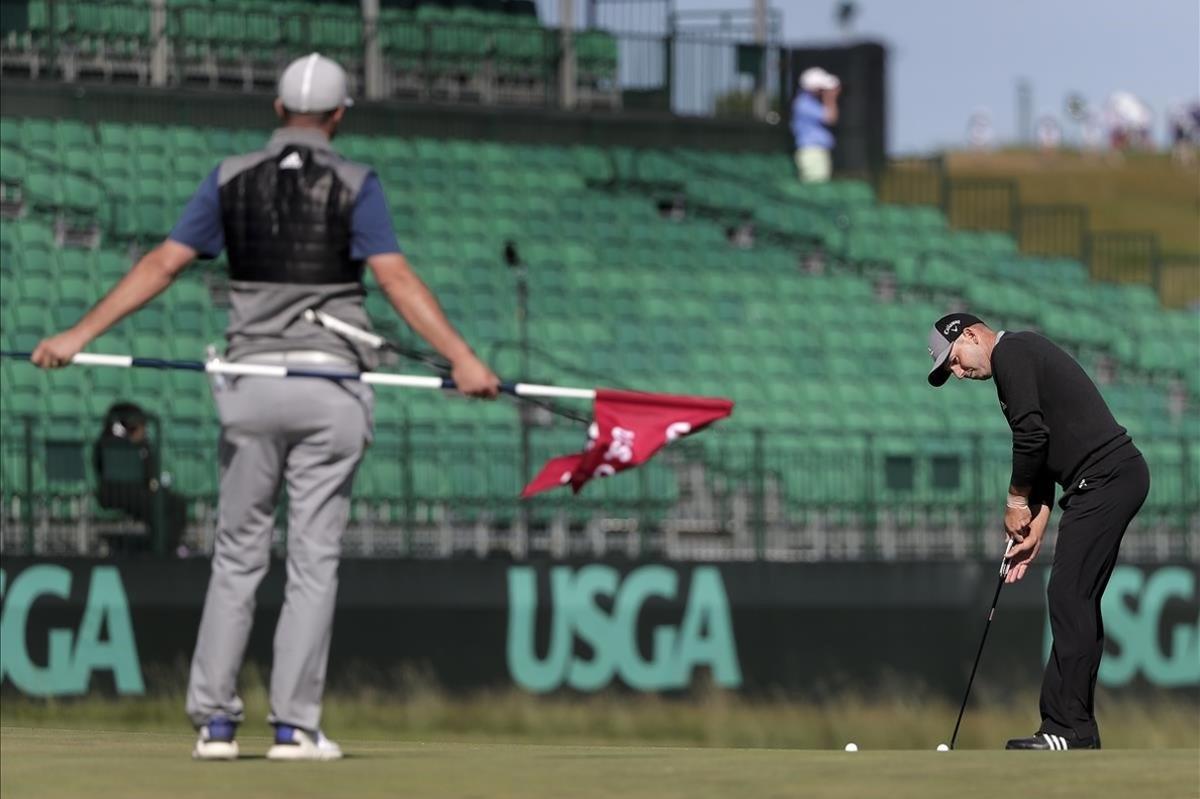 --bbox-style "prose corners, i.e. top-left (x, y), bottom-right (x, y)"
top-left (98, 483), bottom-right (188, 553)
top-left (1040, 453), bottom-right (1150, 742)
